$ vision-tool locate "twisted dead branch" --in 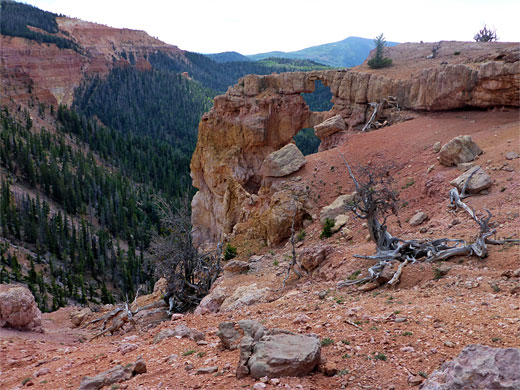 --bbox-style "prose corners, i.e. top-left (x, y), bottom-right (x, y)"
top-left (337, 154), bottom-right (519, 289)
top-left (283, 199), bottom-right (306, 287)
